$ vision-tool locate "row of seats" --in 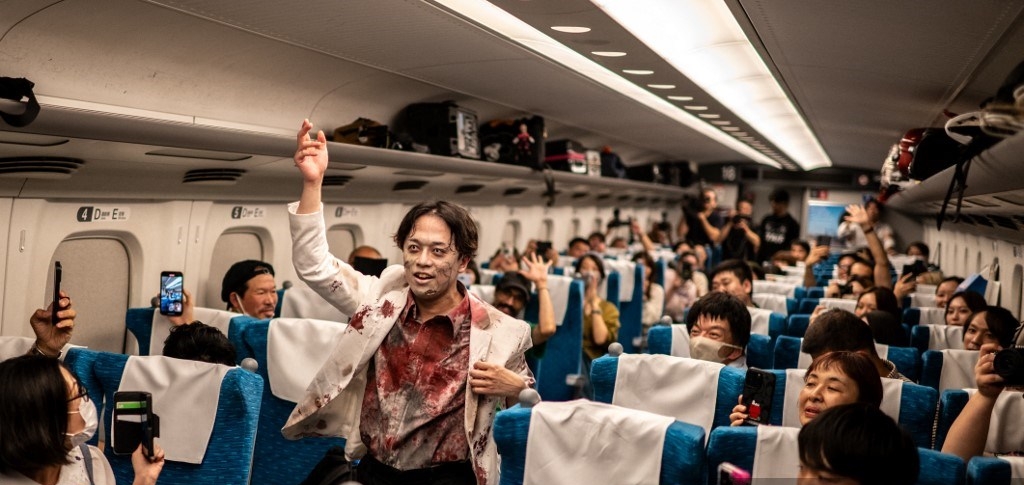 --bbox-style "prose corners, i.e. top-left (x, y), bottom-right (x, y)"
top-left (492, 369), bottom-right (1015, 484)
